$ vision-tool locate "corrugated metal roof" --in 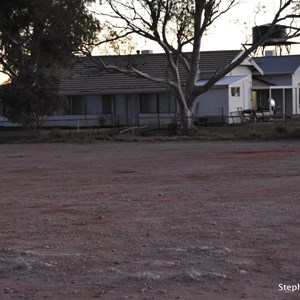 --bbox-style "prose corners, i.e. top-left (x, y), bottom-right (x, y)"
top-left (254, 55), bottom-right (300, 75)
top-left (196, 76), bottom-right (245, 86)
top-left (252, 77), bottom-right (276, 87)
top-left (59, 50), bottom-right (241, 95)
